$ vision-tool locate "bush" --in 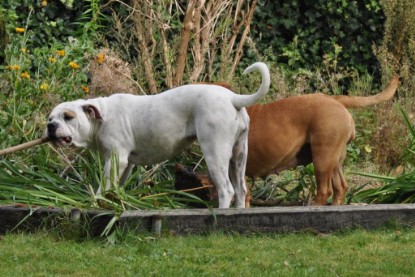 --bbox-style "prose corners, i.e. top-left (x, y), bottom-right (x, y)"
top-left (0, 28), bottom-right (94, 150)
top-left (0, 0), bottom-right (106, 148)
top-left (251, 0), bottom-right (385, 82)
top-left (0, 0), bottom-right (101, 47)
